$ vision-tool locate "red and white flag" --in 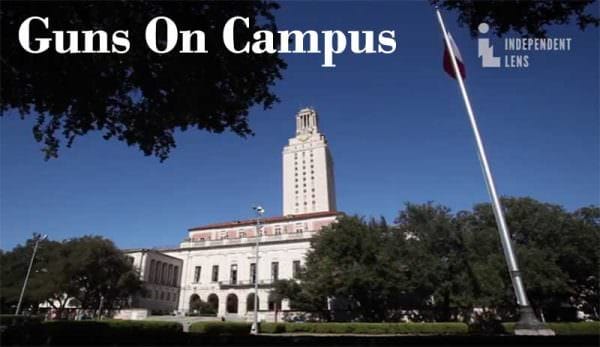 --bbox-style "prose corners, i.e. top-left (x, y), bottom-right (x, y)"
top-left (443, 33), bottom-right (466, 80)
